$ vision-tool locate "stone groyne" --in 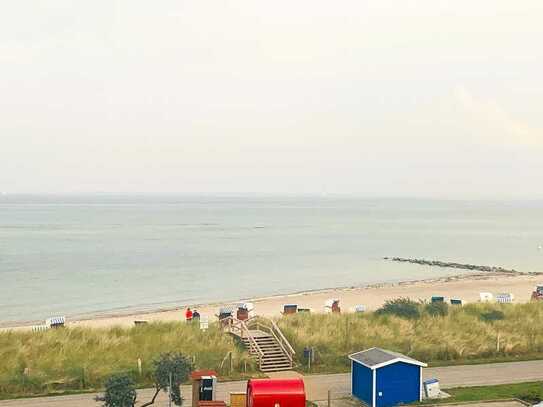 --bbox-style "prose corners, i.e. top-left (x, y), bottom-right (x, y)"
top-left (384, 257), bottom-right (519, 274)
